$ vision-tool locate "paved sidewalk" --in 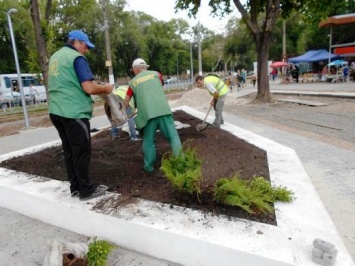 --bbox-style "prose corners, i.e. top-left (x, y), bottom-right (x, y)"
top-left (0, 81), bottom-right (354, 264)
